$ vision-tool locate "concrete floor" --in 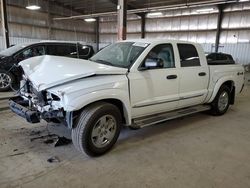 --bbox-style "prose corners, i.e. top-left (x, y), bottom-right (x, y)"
top-left (0, 77), bottom-right (250, 188)
top-left (0, 91), bottom-right (14, 100)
